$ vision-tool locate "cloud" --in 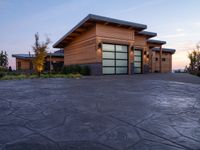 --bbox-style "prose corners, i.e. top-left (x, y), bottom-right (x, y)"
top-left (176, 28), bottom-right (184, 32)
top-left (163, 33), bottom-right (185, 38)
top-left (193, 22), bottom-right (200, 27)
